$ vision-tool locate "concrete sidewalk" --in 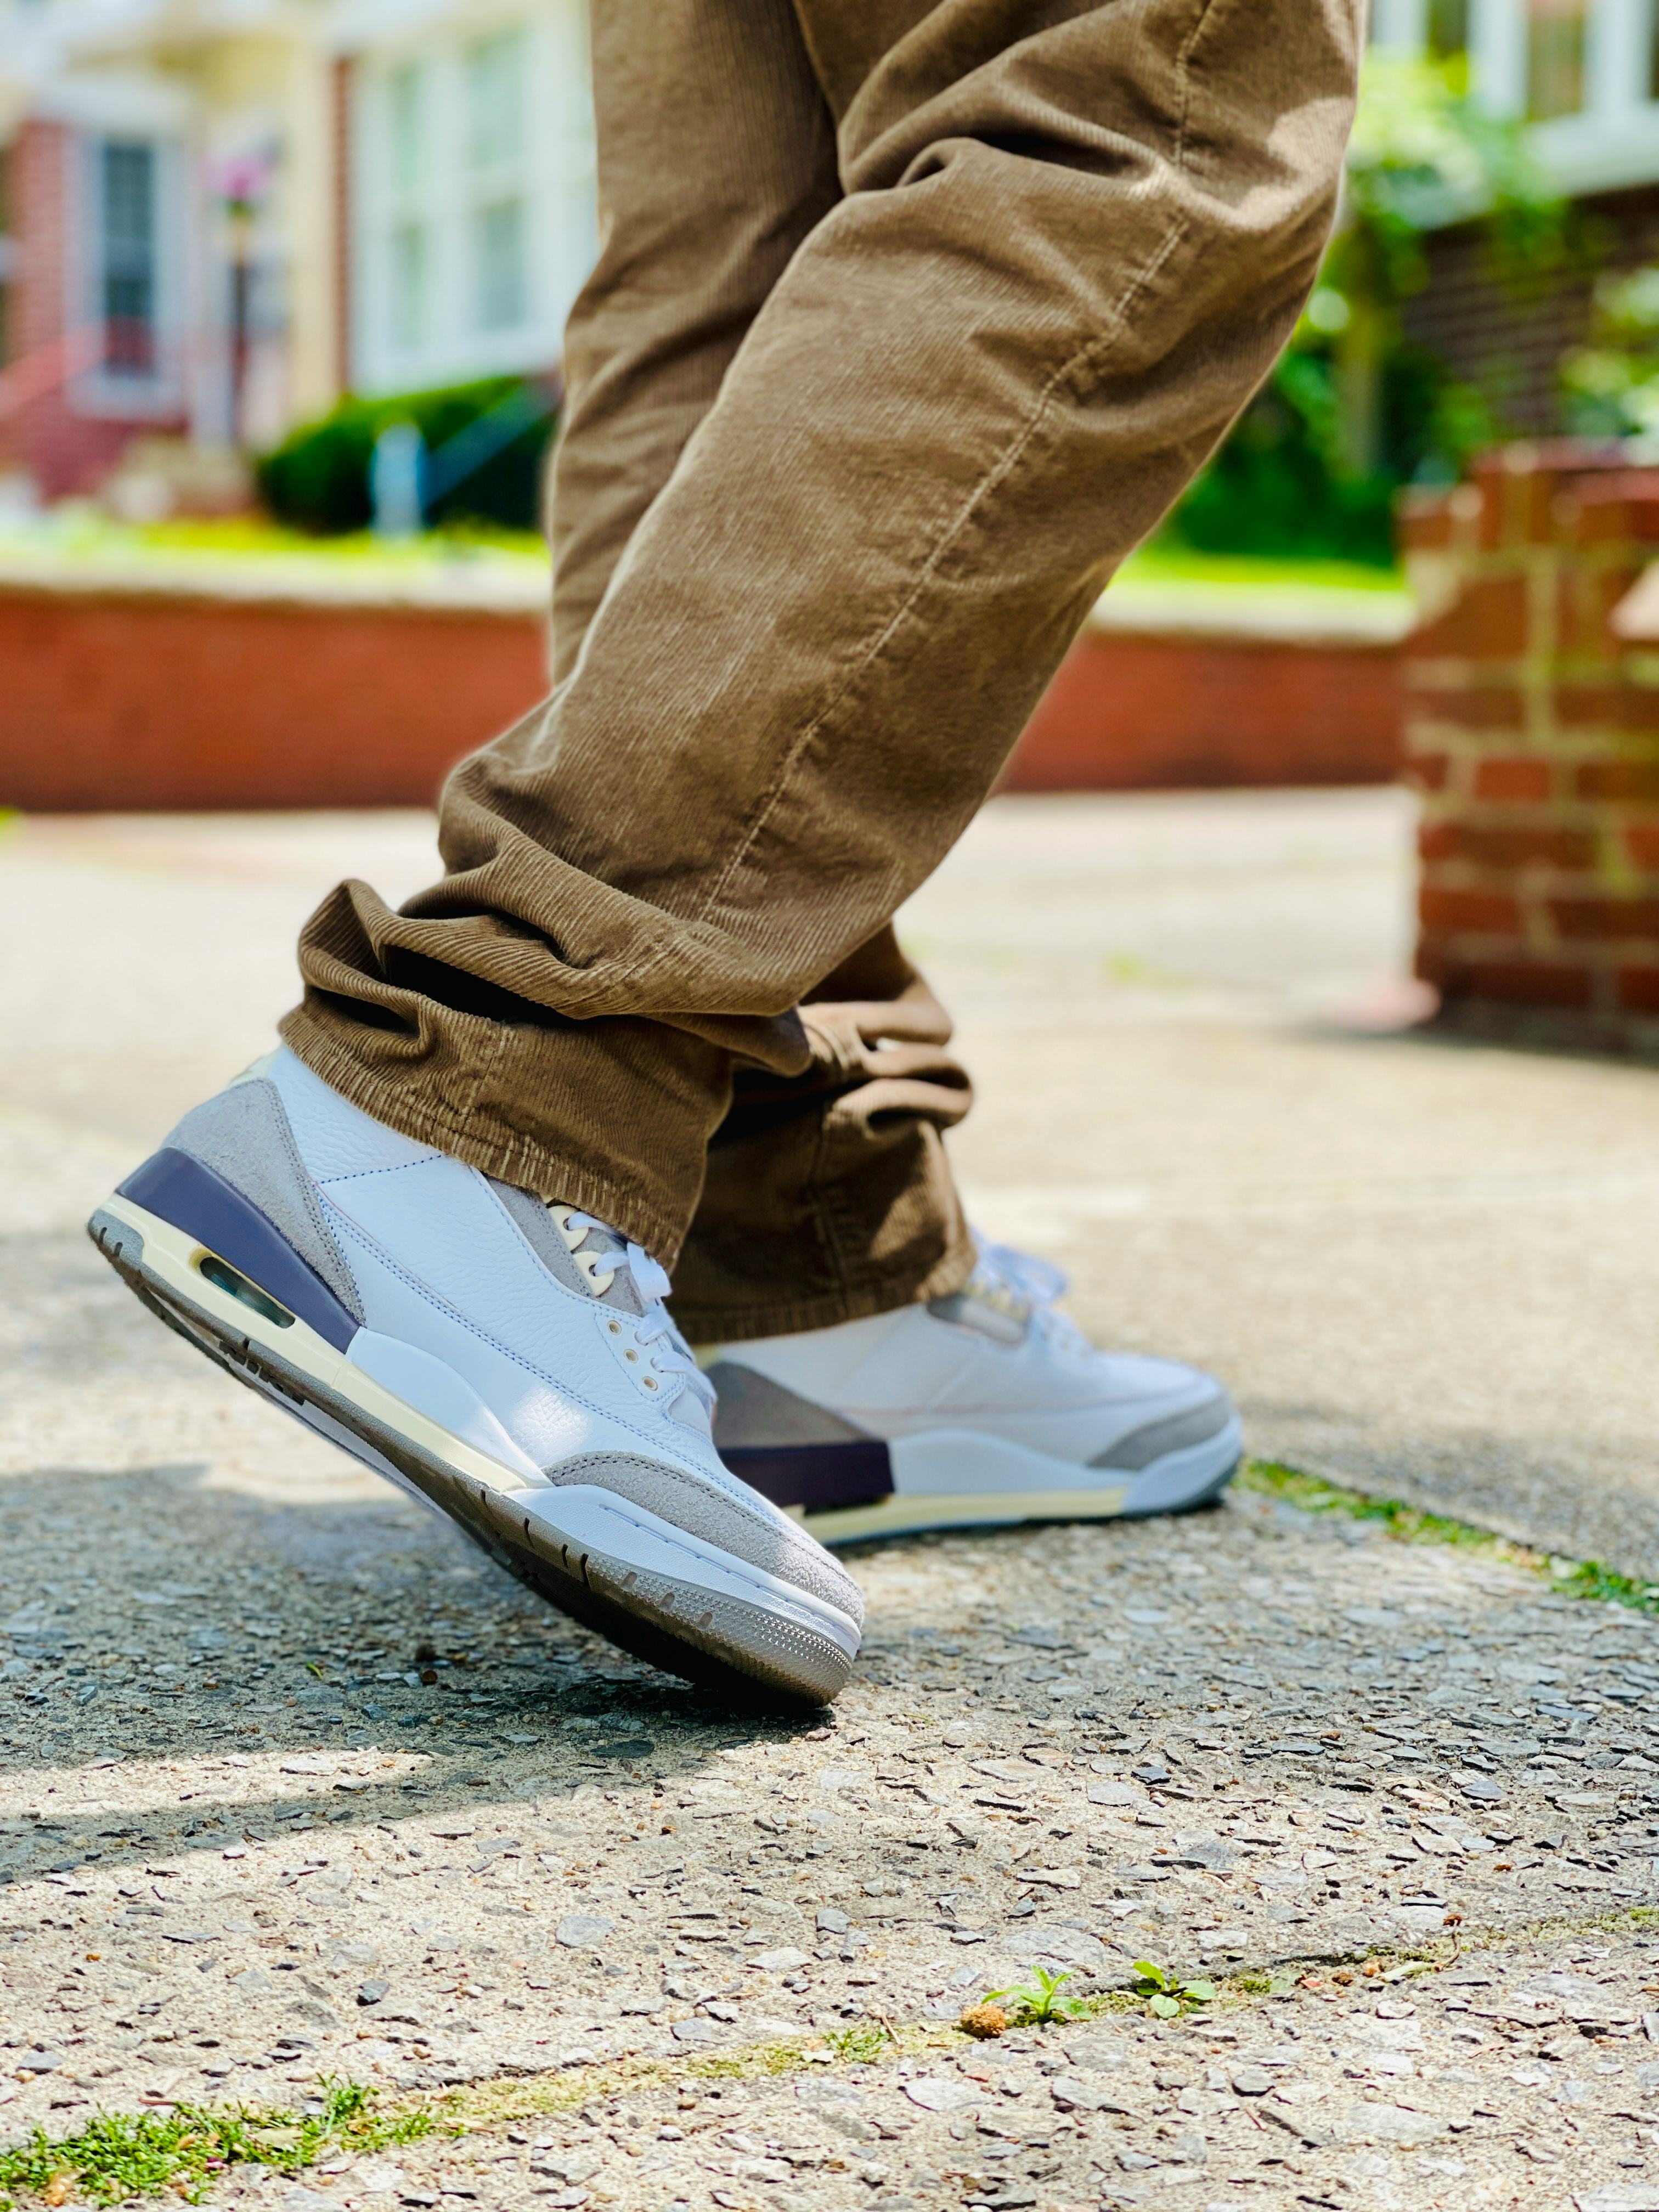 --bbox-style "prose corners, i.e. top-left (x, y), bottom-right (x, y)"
top-left (5, 791), bottom-right (1659, 2212)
